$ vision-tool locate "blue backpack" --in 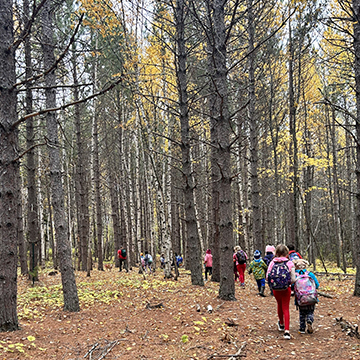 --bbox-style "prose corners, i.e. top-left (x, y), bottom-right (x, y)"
top-left (268, 261), bottom-right (291, 290)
